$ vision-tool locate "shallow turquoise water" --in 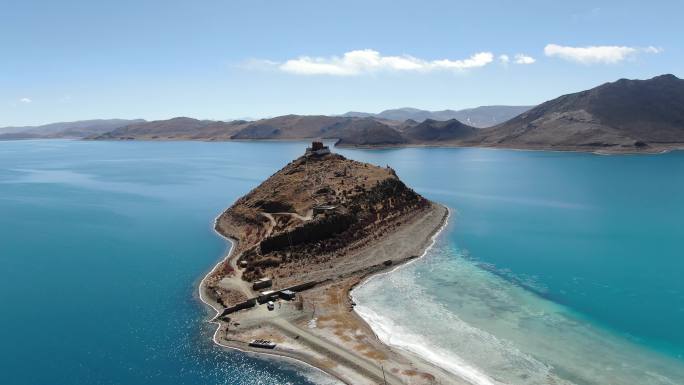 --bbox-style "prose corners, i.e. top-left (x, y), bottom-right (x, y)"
top-left (348, 147), bottom-right (684, 384)
top-left (1, 140), bottom-right (683, 384)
